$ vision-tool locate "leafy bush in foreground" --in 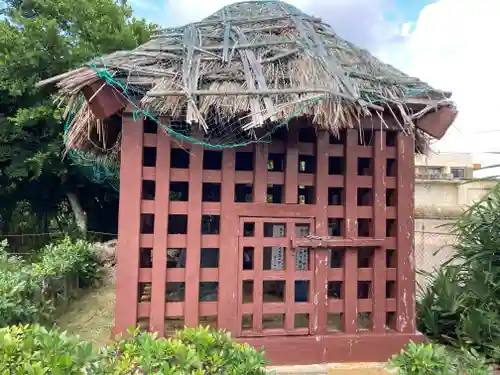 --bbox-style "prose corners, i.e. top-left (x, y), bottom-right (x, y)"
top-left (388, 342), bottom-right (492, 375)
top-left (0, 324), bottom-right (268, 375)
